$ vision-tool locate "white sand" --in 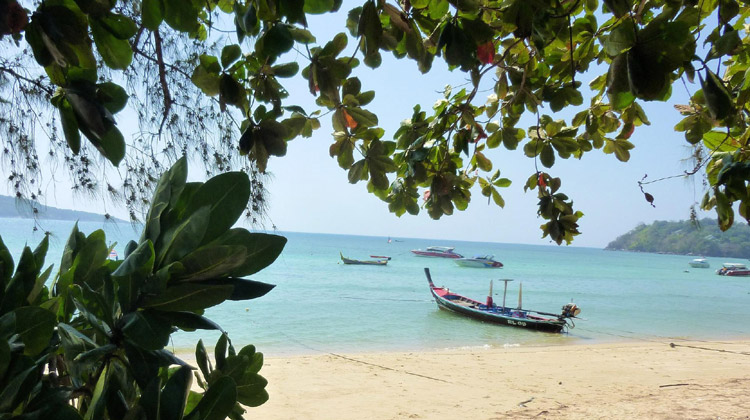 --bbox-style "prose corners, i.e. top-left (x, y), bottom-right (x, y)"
top-left (235, 340), bottom-right (750, 419)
